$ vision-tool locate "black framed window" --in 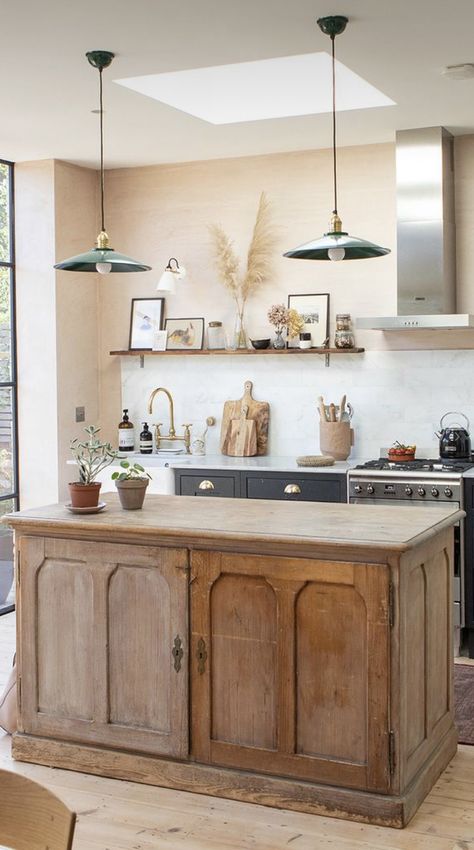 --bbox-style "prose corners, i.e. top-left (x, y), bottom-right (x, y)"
top-left (0, 160), bottom-right (17, 615)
